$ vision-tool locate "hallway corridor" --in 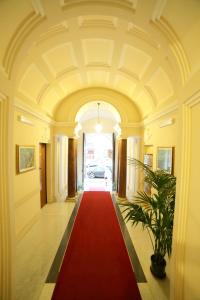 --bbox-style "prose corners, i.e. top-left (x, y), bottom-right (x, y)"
top-left (1, 1), bottom-right (200, 299)
top-left (16, 196), bottom-right (169, 300)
